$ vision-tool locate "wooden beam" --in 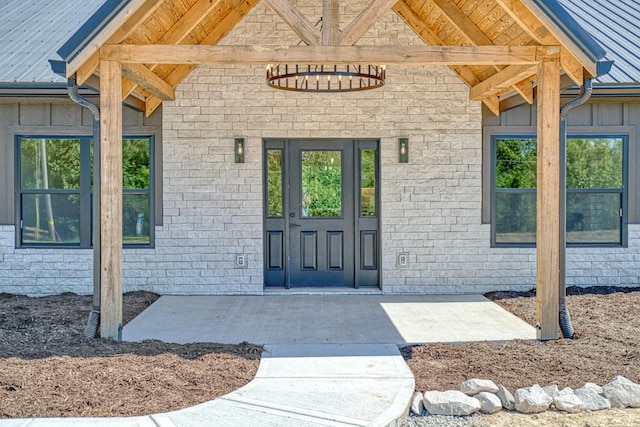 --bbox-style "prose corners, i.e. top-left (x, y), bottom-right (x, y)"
top-left (339, 0), bottom-right (398, 46)
top-left (432, 0), bottom-right (492, 45)
top-left (121, 63), bottom-right (175, 100)
top-left (536, 58), bottom-right (561, 341)
top-left (431, 0), bottom-right (534, 104)
top-left (76, 53), bottom-right (101, 86)
top-left (101, 44), bottom-right (558, 65)
top-left (495, 0), bottom-right (586, 84)
top-left (264, 0), bottom-right (321, 46)
top-left (158, 0), bottom-right (223, 45)
top-left (122, 0), bottom-right (224, 99)
top-left (482, 95), bottom-right (501, 116)
top-left (521, 0), bottom-right (597, 78)
top-left (99, 60), bottom-right (123, 340)
top-left (66, 0), bottom-right (162, 78)
top-left (392, 2), bottom-right (481, 87)
top-left (514, 79), bottom-right (534, 104)
top-left (323, 0), bottom-right (340, 46)
top-left (469, 64), bottom-right (537, 100)
top-left (143, 0), bottom-right (261, 117)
